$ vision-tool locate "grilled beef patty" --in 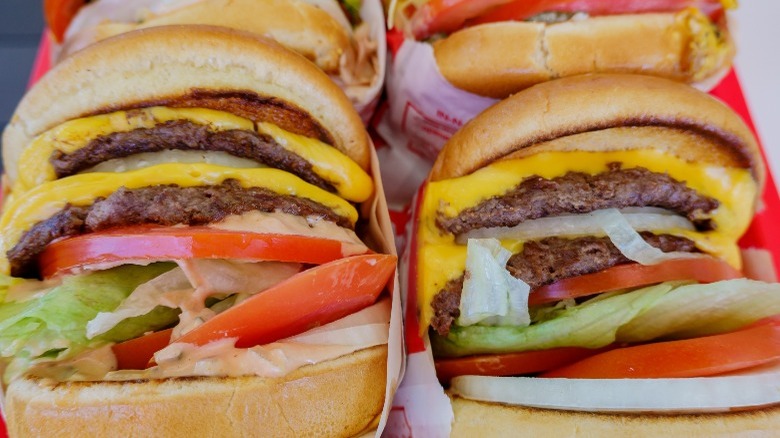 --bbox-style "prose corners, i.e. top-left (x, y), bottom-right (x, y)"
top-left (50, 119), bottom-right (335, 193)
top-left (436, 164), bottom-right (719, 236)
top-left (429, 233), bottom-right (697, 336)
top-left (8, 180), bottom-right (350, 278)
